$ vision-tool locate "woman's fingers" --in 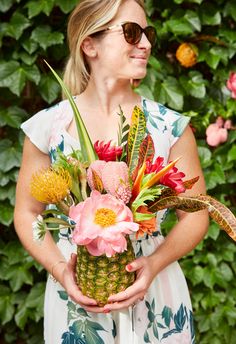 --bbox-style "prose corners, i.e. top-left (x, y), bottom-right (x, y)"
top-left (103, 293), bottom-right (145, 312)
